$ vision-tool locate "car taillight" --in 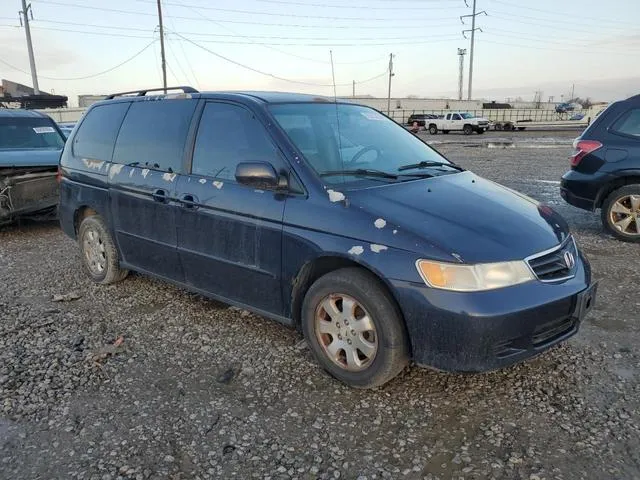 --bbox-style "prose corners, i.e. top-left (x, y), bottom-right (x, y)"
top-left (570, 139), bottom-right (602, 167)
